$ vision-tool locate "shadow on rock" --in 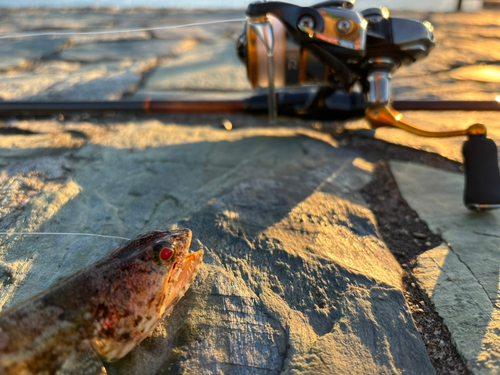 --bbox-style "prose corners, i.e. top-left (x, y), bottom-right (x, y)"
top-left (0, 124), bottom-right (435, 374)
